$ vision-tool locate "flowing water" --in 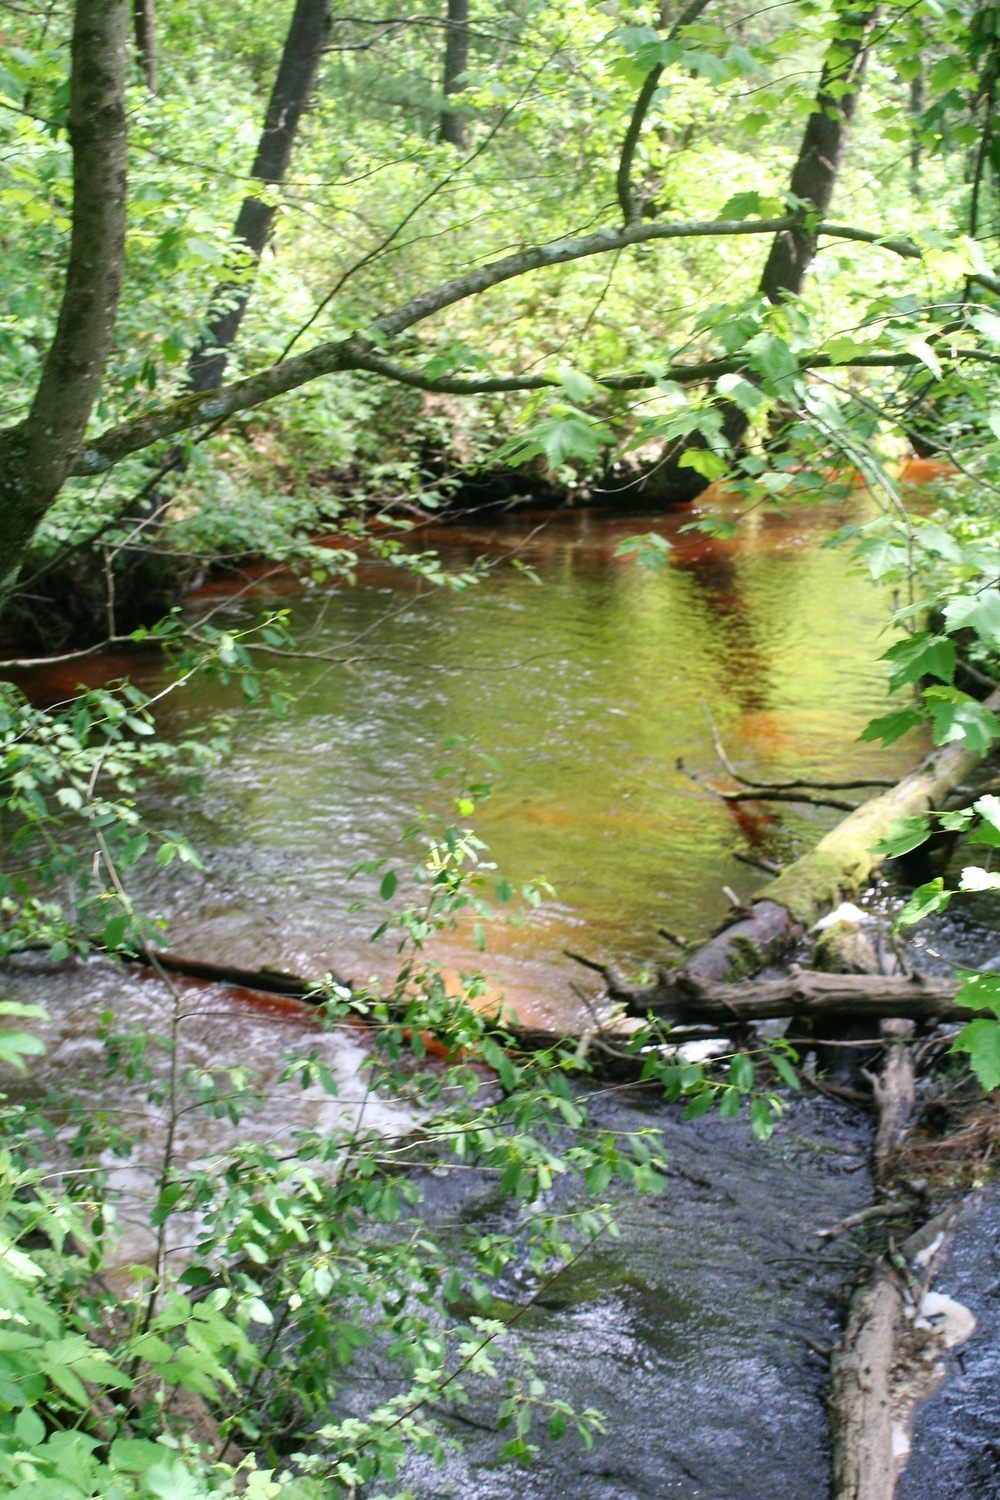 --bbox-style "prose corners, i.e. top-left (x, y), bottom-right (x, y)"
top-left (22, 491), bottom-right (919, 1028)
top-left (10, 485), bottom-right (998, 1496)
